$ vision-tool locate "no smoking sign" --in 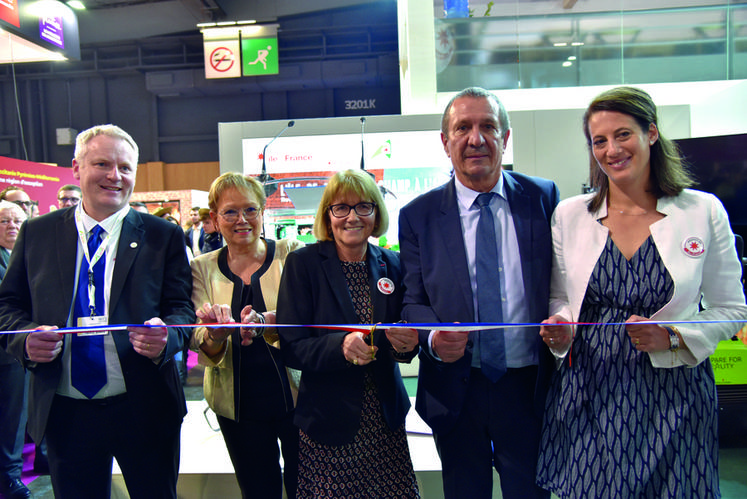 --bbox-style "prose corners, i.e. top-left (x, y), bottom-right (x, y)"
top-left (204, 39), bottom-right (241, 79)
top-left (210, 47), bottom-right (235, 72)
